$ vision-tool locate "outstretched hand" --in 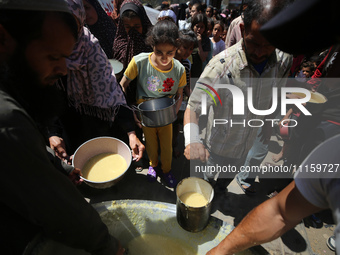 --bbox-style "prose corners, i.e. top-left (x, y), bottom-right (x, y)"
top-left (49, 136), bottom-right (70, 163)
top-left (128, 131), bottom-right (145, 162)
